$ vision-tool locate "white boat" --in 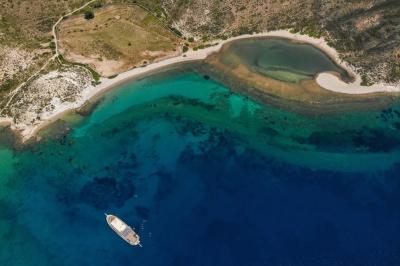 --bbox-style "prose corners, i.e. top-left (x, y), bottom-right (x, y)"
top-left (105, 214), bottom-right (141, 247)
